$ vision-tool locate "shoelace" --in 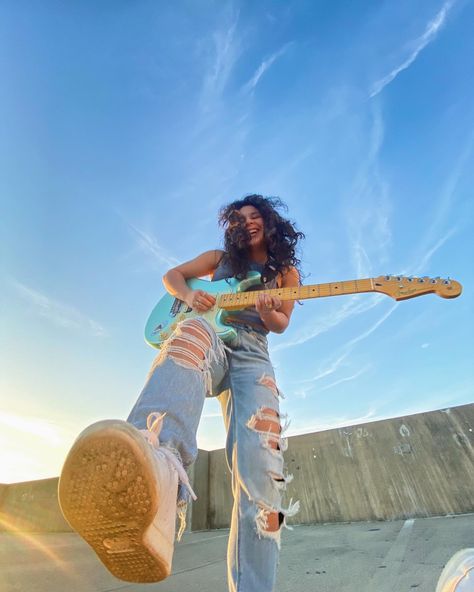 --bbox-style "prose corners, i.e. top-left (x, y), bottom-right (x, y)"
top-left (140, 412), bottom-right (197, 501)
